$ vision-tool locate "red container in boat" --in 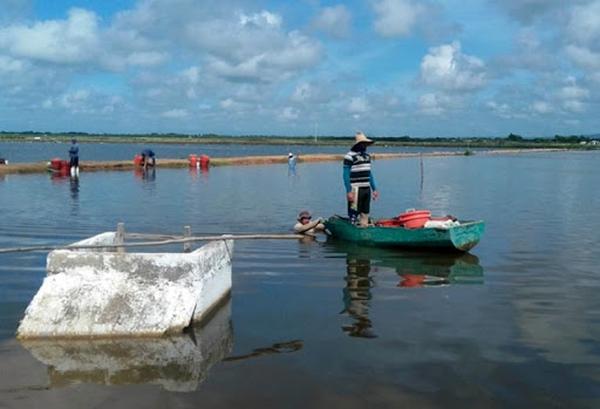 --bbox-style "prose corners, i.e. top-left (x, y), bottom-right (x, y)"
top-left (199, 154), bottom-right (210, 169)
top-left (50, 158), bottom-right (62, 170)
top-left (376, 219), bottom-right (403, 227)
top-left (189, 154), bottom-right (198, 167)
top-left (133, 154), bottom-right (143, 166)
top-left (398, 209), bottom-right (431, 229)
